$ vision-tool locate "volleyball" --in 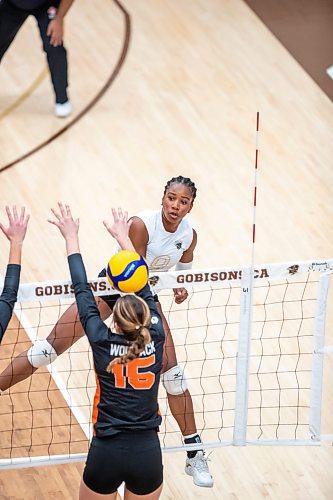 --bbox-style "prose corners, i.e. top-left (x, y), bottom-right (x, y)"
top-left (106, 250), bottom-right (149, 293)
